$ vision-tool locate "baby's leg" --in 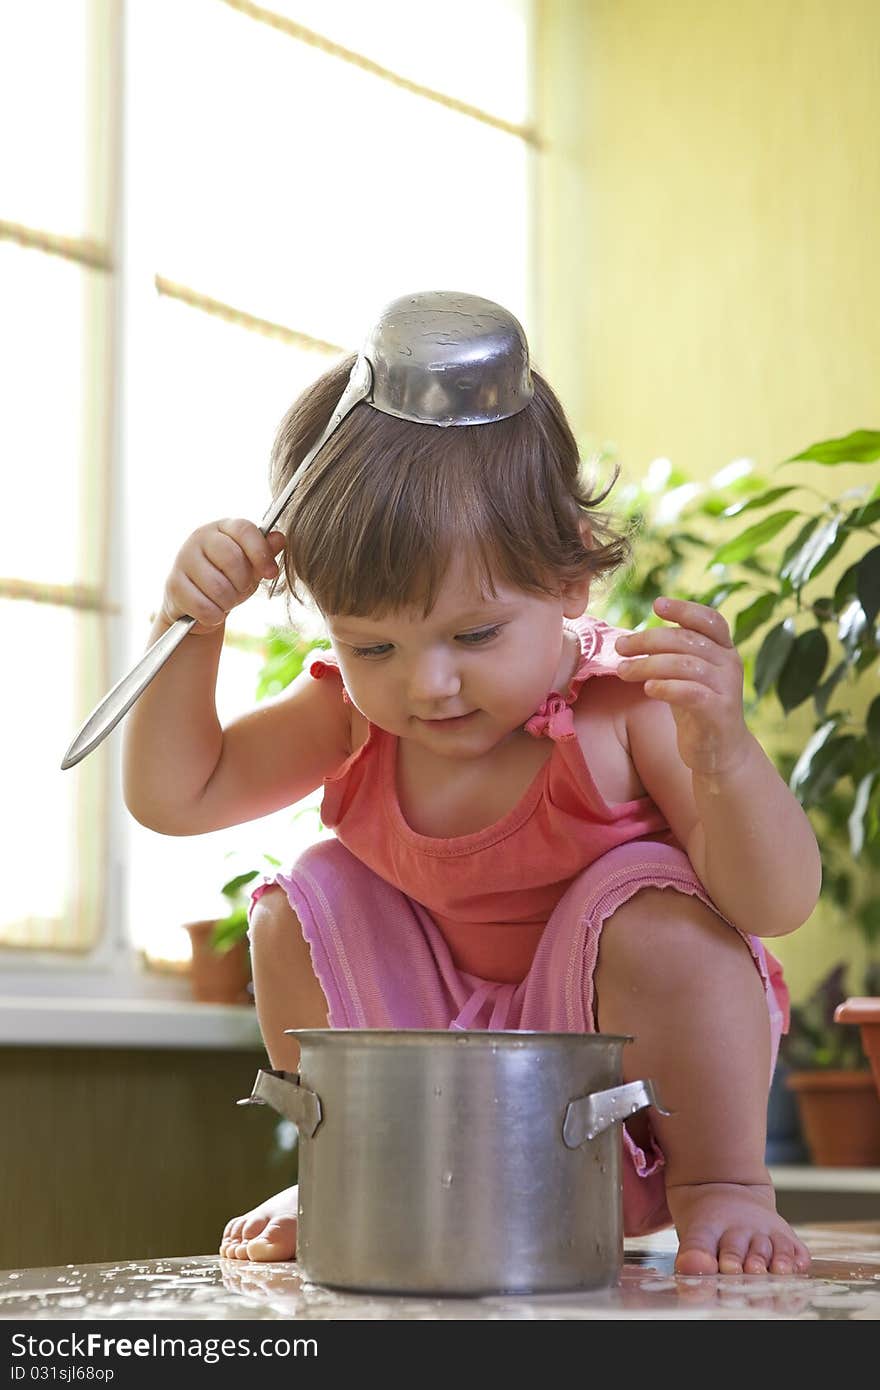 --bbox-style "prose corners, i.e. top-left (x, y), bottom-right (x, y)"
top-left (219, 885), bottom-right (329, 1263)
top-left (594, 886), bottom-right (811, 1276)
